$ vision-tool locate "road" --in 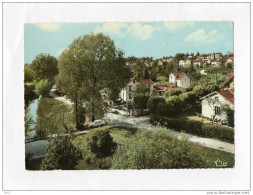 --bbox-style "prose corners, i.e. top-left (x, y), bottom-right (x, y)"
top-left (48, 88), bottom-right (234, 154)
top-left (104, 111), bottom-right (235, 154)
